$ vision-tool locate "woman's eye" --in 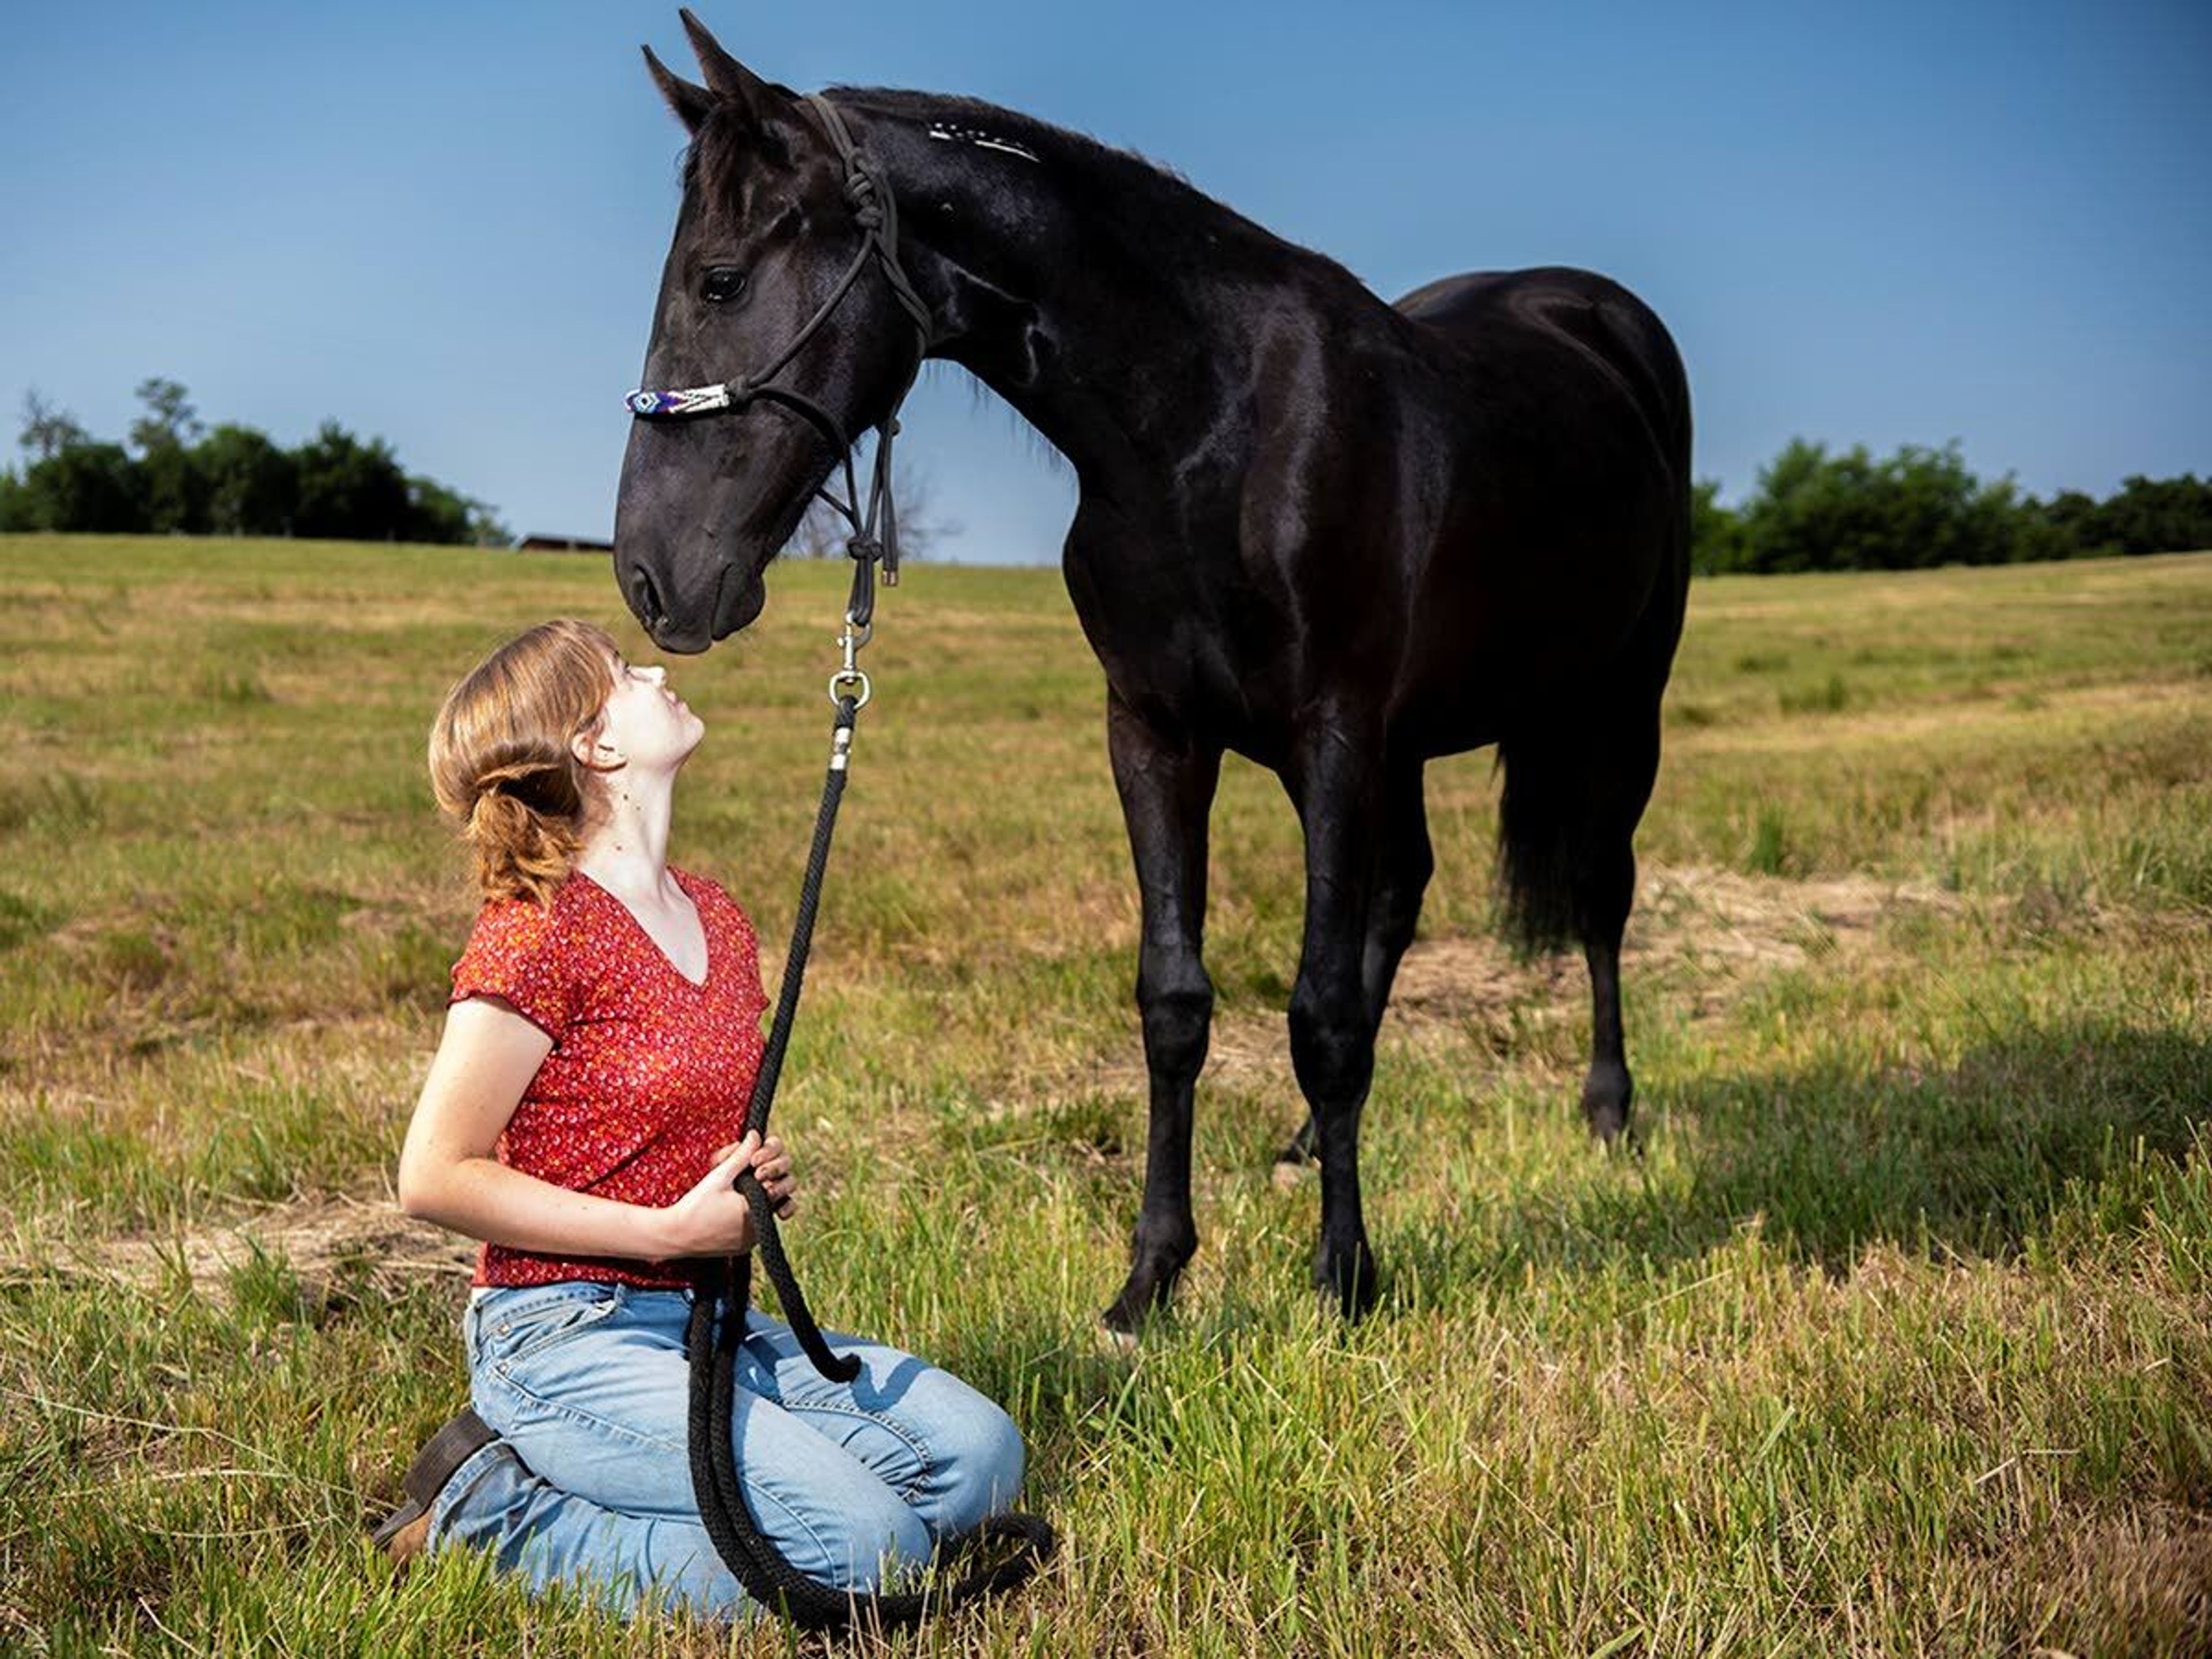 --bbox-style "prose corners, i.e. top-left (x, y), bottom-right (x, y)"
top-left (700, 267), bottom-right (748, 303)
